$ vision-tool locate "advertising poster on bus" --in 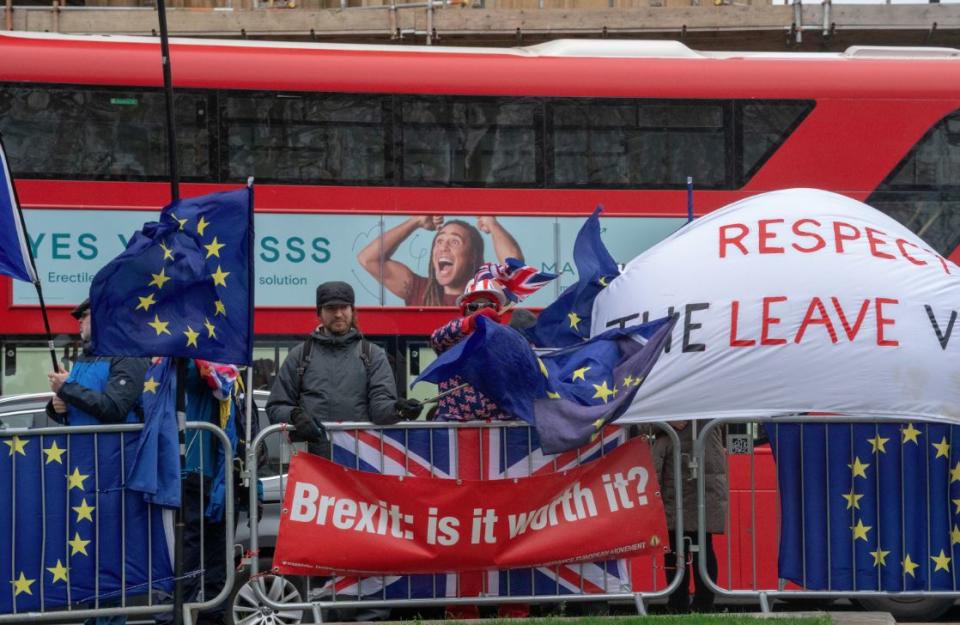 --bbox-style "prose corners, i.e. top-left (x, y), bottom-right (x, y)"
top-left (13, 210), bottom-right (684, 309)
